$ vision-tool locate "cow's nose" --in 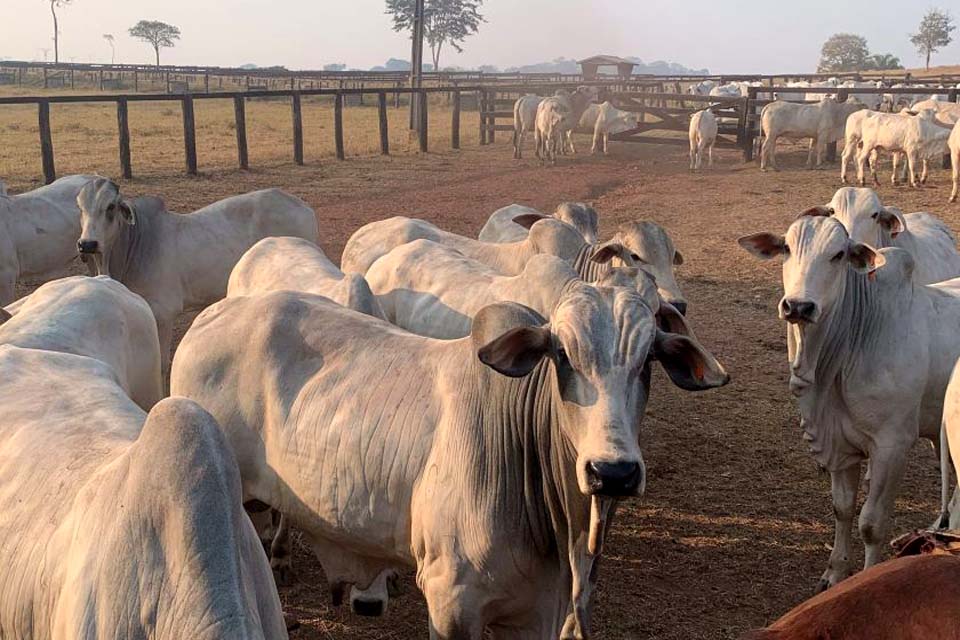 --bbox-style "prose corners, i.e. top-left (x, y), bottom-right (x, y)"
top-left (77, 239), bottom-right (99, 254)
top-left (781, 298), bottom-right (817, 324)
top-left (671, 301), bottom-right (688, 316)
top-left (586, 461), bottom-right (643, 497)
